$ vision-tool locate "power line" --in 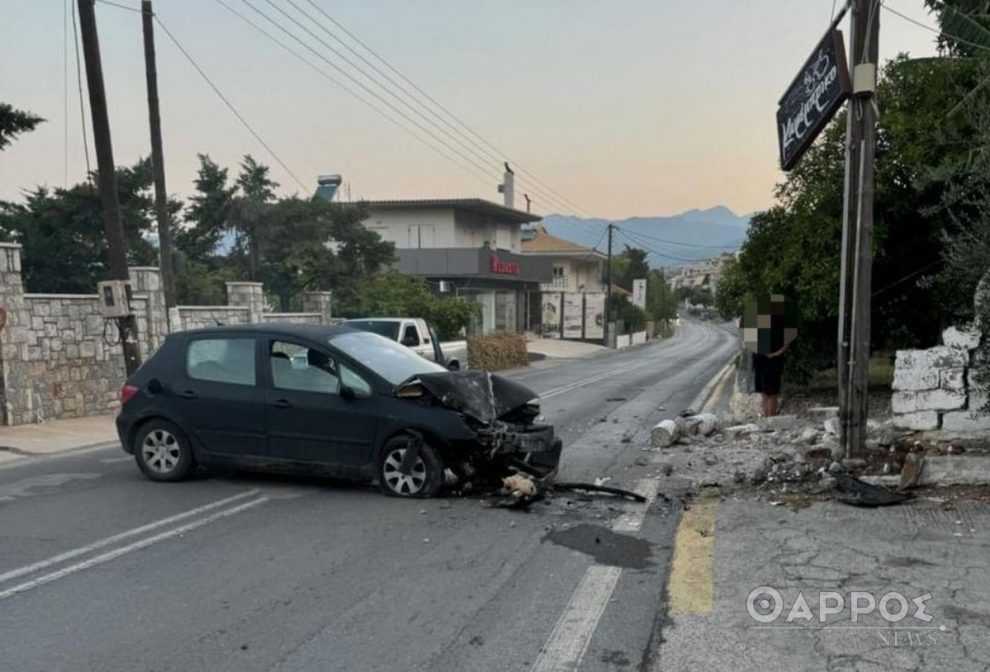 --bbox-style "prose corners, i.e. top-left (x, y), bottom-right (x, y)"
top-left (298, 0), bottom-right (596, 217)
top-left (255, 0), bottom-right (504, 185)
top-left (619, 227), bottom-right (741, 249)
top-left (615, 228), bottom-right (700, 263)
top-left (881, 2), bottom-right (990, 54)
top-left (153, 14), bottom-right (307, 190)
top-left (71, 0), bottom-right (92, 178)
top-left (226, 0), bottom-right (500, 189)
